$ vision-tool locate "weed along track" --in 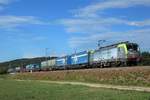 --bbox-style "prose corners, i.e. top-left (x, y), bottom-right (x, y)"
top-left (11, 66), bottom-right (150, 87)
